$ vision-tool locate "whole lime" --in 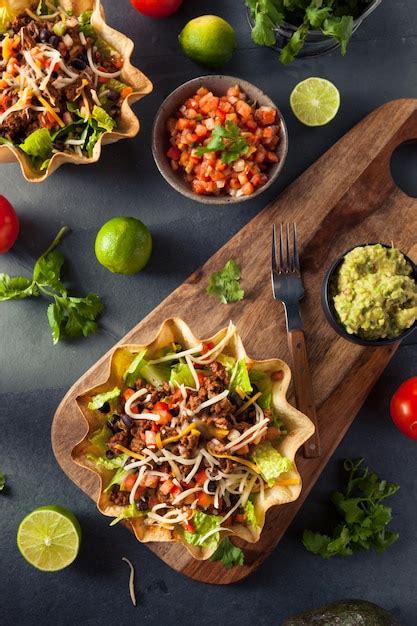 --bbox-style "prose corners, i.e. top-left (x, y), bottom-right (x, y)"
top-left (179, 15), bottom-right (236, 68)
top-left (95, 216), bottom-right (152, 275)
